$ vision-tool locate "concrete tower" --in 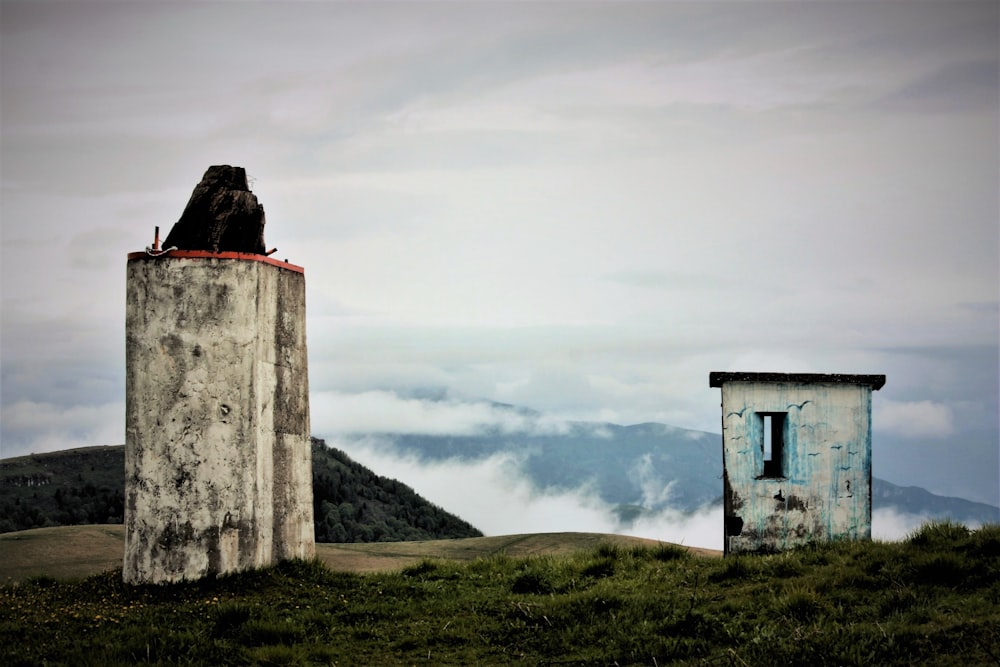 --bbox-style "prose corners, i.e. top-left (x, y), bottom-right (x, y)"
top-left (124, 166), bottom-right (314, 584)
